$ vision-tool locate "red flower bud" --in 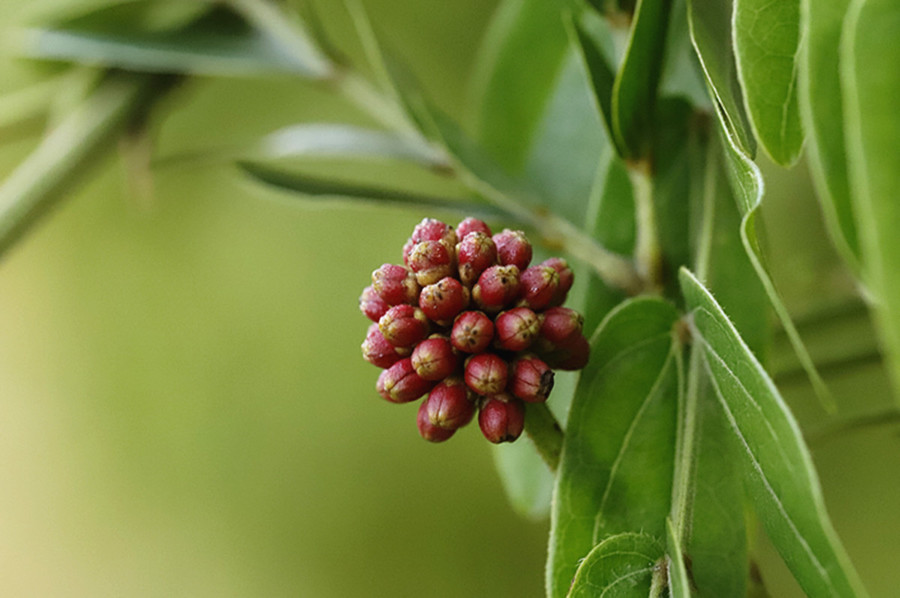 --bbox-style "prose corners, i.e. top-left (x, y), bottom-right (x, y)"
top-left (456, 217), bottom-right (492, 239)
top-left (542, 257), bottom-right (574, 306)
top-left (405, 218), bottom-right (457, 265)
top-left (473, 265), bottom-right (521, 312)
top-left (407, 240), bottom-right (455, 286)
top-left (451, 310), bottom-right (495, 354)
top-left (372, 264), bottom-right (419, 305)
top-left (519, 265), bottom-right (560, 310)
top-left (419, 277), bottom-right (469, 323)
top-left (417, 399), bottom-right (456, 442)
top-left (359, 285), bottom-right (390, 322)
top-left (411, 337), bottom-right (459, 381)
top-left (478, 394), bottom-right (525, 443)
top-left (493, 229), bottom-right (532, 270)
top-left (510, 355), bottom-right (554, 403)
top-left (422, 377), bottom-right (476, 430)
top-left (464, 352), bottom-right (508, 395)
top-left (555, 333), bottom-right (590, 370)
top-left (457, 232), bottom-right (498, 285)
top-left (379, 304), bottom-right (429, 348)
top-left (494, 307), bottom-right (541, 352)
top-left (377, 358), bottom-right (434, 403)
top-left (362, 323), bottom-right (405, 368)
top-left (540, 306), bottom-right (584, 345)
